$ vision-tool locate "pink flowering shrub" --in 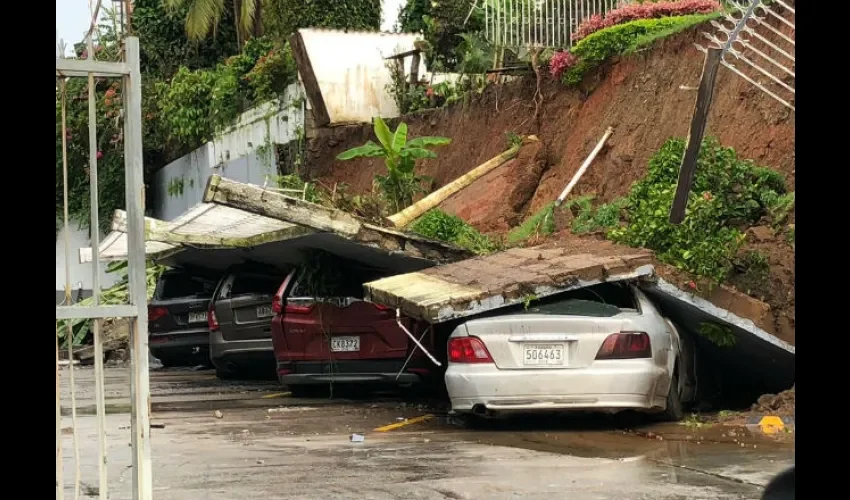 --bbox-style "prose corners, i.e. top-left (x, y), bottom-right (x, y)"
top-left (572, 0), bottom-right (721, 42)
top-left (549, 51), bottom-right (578, 78)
